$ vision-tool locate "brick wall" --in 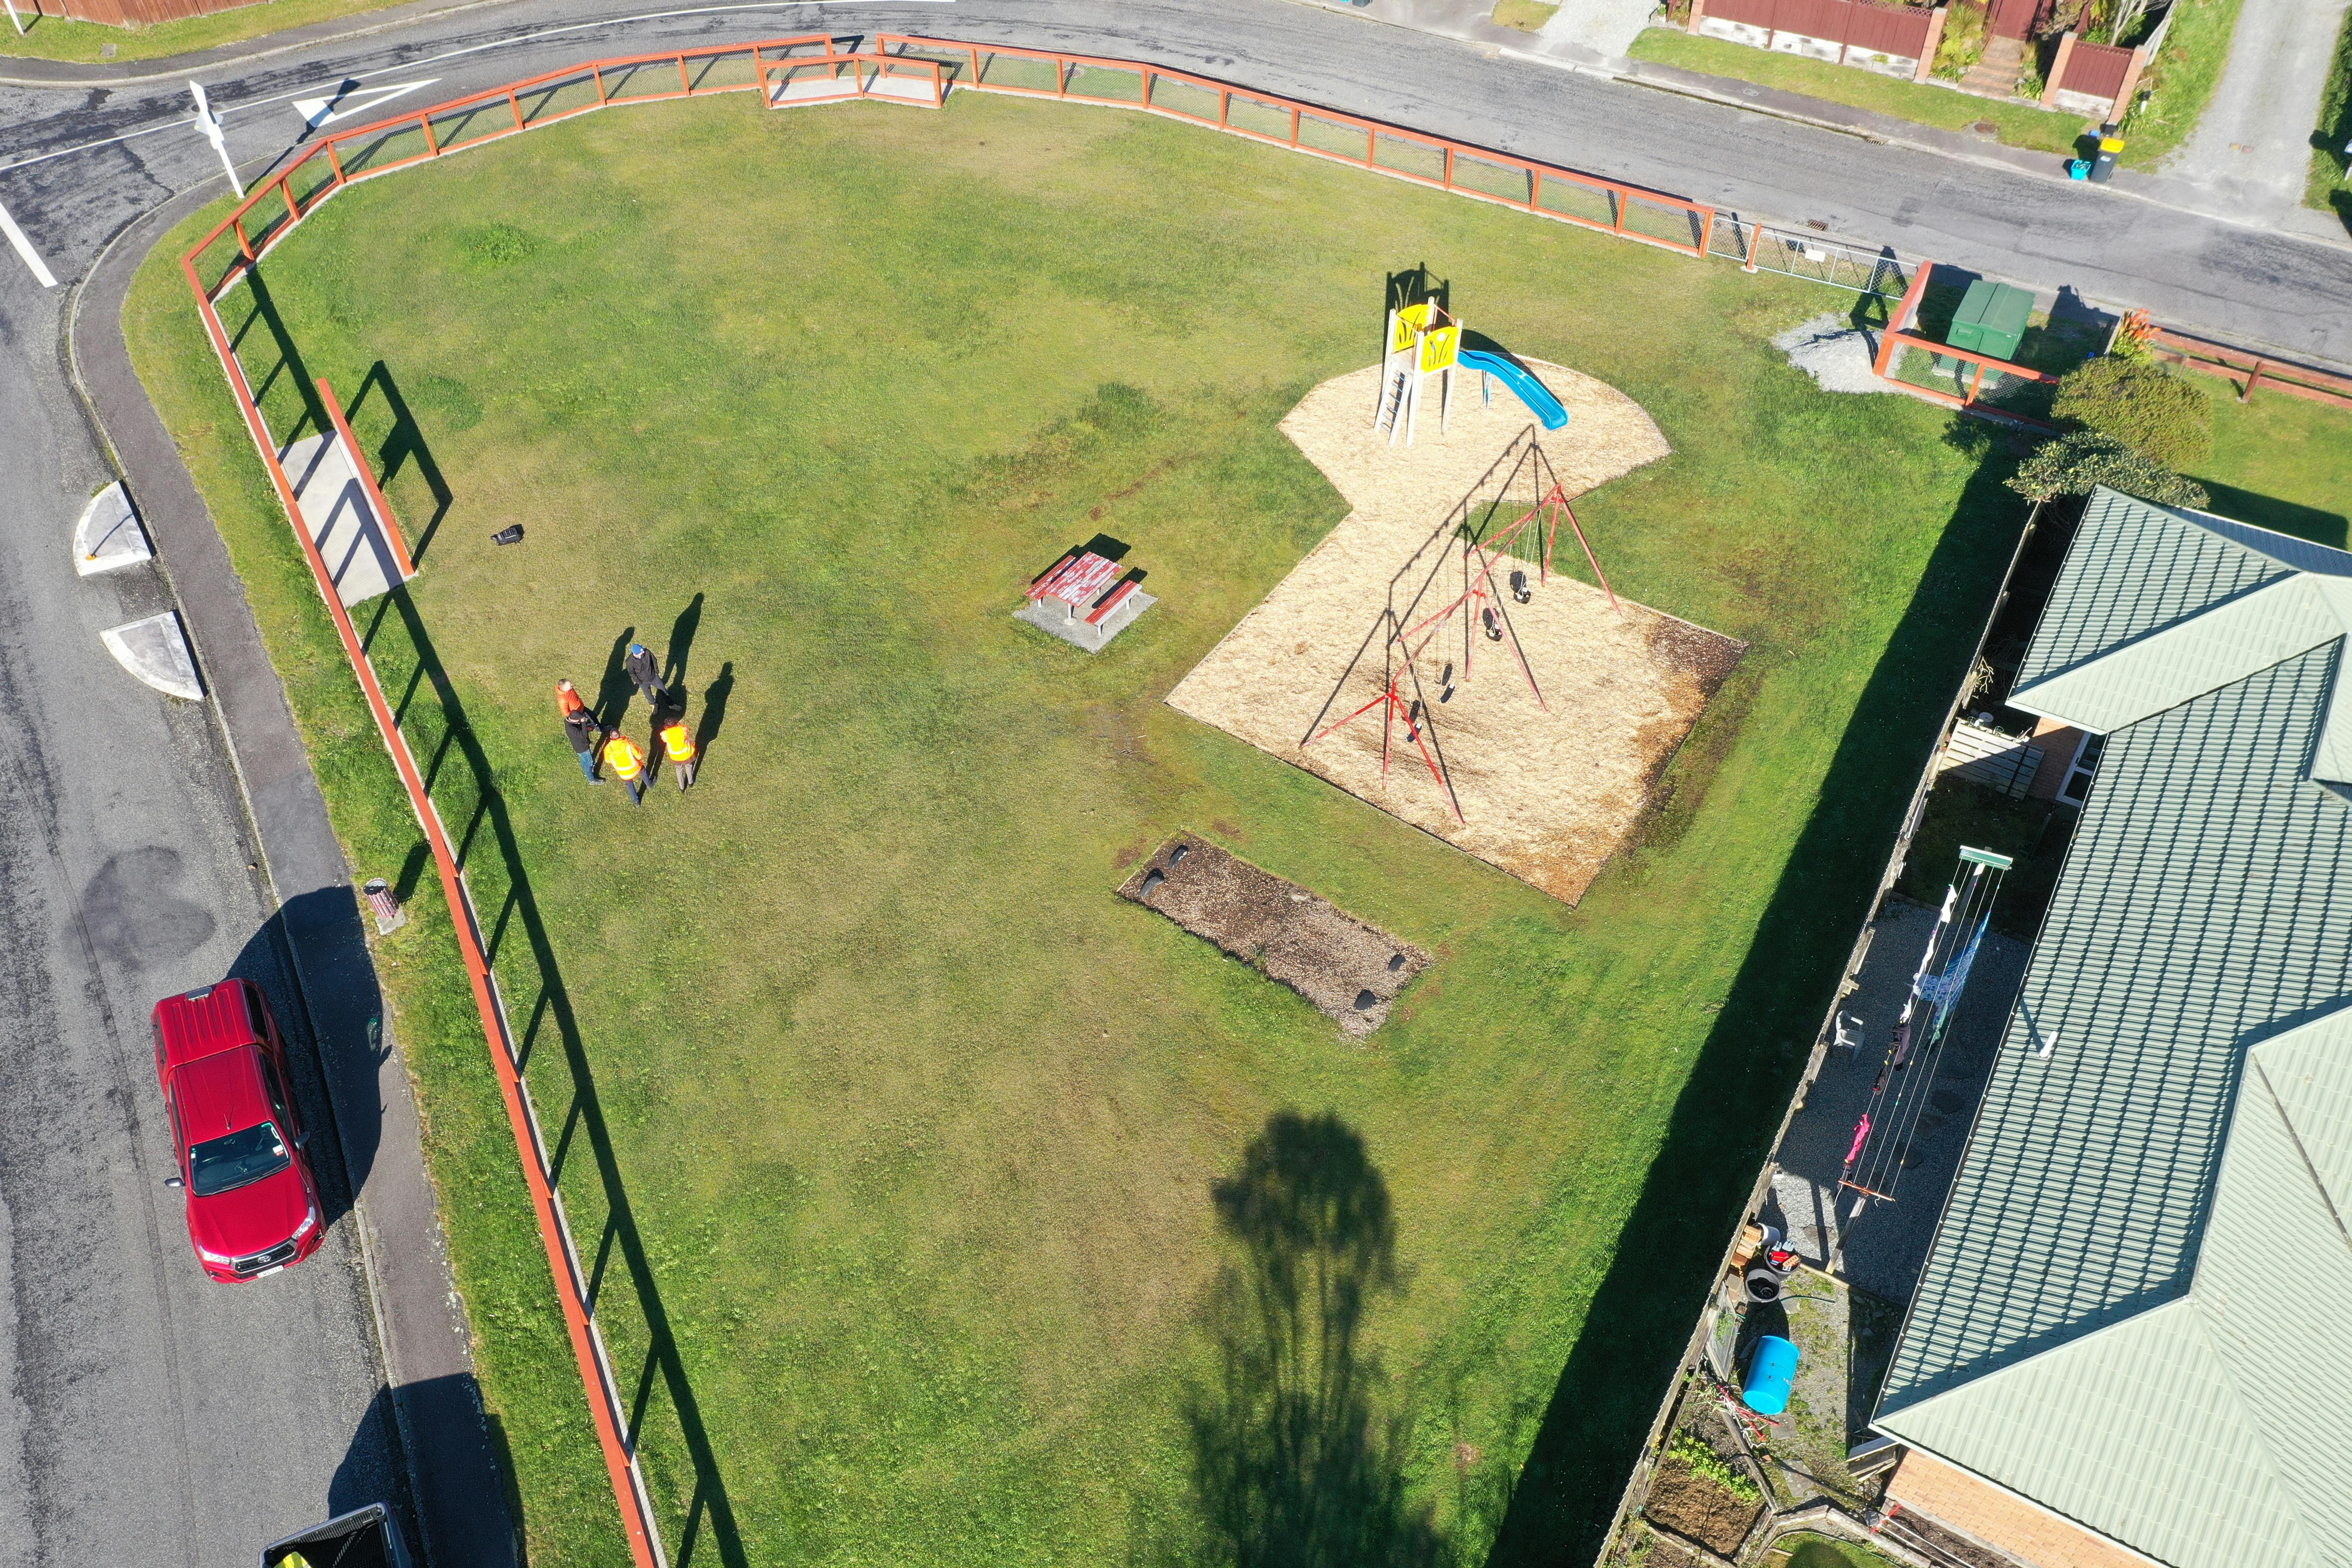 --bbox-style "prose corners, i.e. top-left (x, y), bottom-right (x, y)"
top-left (1888, 1449), bottom-right (2157, 1568)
